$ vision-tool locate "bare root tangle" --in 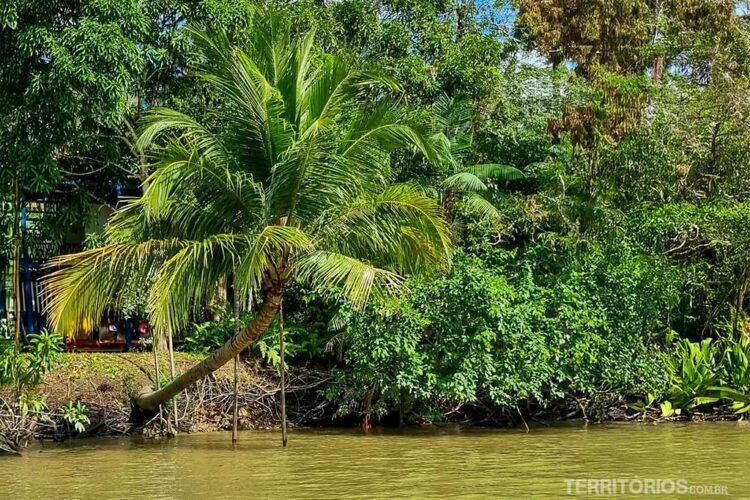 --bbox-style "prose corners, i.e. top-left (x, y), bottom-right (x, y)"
top-left (664, 224), bottom-right (728, 259)
top-left (33, 404), bottom-right (132, 441)
top-left (403, 391), bottom-right (637, 428)
top-left (143, 365), bottom-right (333, 436)
top-left (3, 363), bottom-right (335, 450)
top-left (0, 398), bottom-right (35, 454)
